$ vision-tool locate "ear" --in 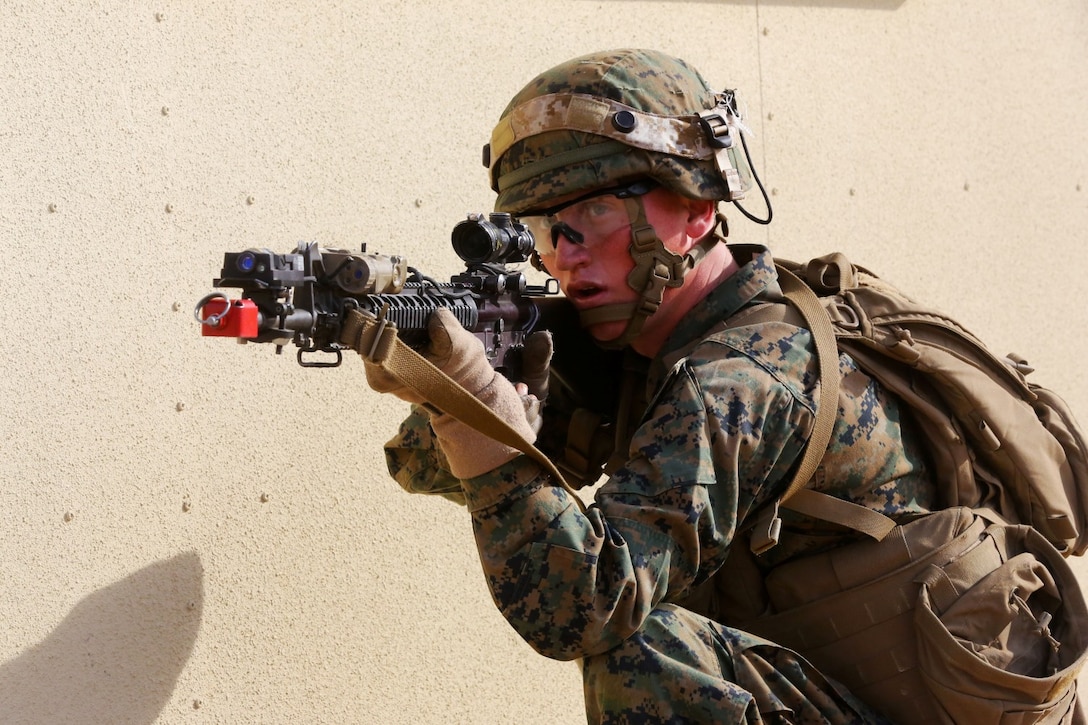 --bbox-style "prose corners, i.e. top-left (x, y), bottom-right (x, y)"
top-left (684, 198), bottom-right (719, 242)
